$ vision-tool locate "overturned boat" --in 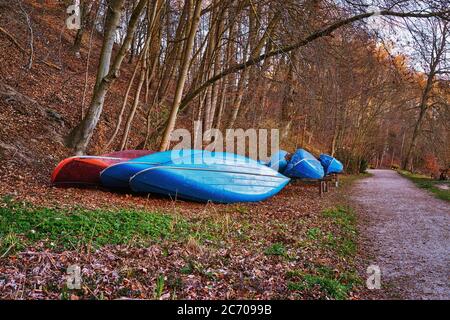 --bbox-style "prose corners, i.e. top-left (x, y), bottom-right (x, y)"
top-left (51, 150), bottom-right (153, 186)
top-left (319, 154), bottom-right (344, 175)
top-left (283, 149), bottom-right (324, 180)
top-left (129, 151), bottom-right (290, 203)
top-left (266, 150), bottom-right (289, 173)
top-left (100, 150), bottom-right (206, 189)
